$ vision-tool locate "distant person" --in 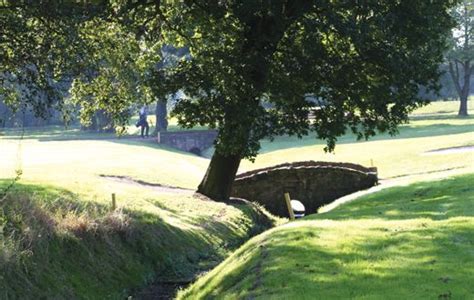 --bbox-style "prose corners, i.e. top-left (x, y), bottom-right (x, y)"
top-left (136, 106), bottom-right (149, 138)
